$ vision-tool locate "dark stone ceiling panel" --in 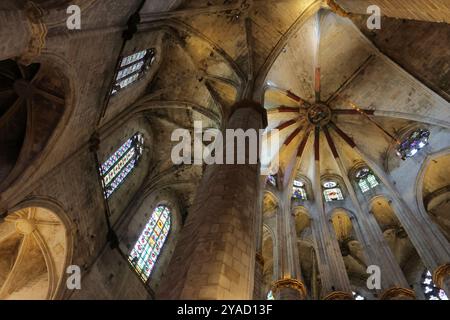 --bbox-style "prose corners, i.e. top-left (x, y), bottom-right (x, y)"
top-left (350, 15), bottom-right (450, 102)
